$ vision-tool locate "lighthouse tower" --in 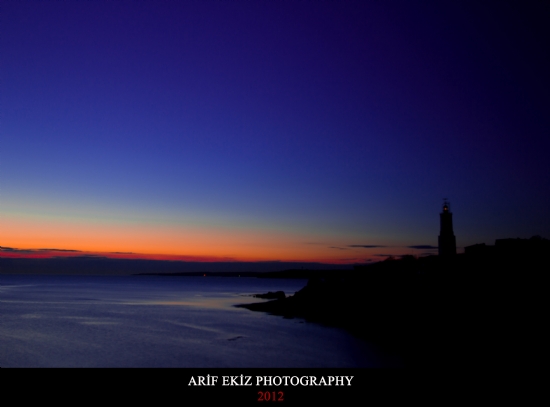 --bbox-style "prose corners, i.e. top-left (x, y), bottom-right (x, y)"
top-left (438, 200), bottom-right (456, 256)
